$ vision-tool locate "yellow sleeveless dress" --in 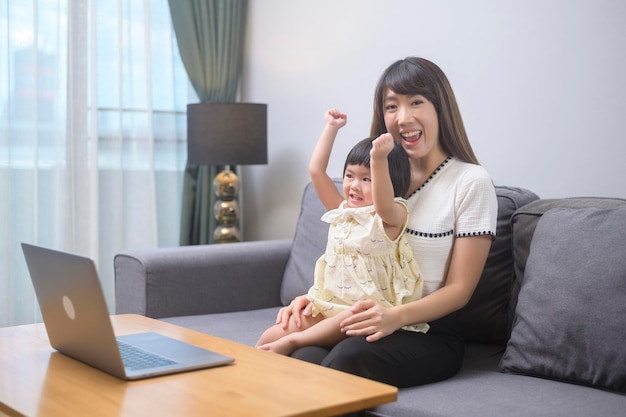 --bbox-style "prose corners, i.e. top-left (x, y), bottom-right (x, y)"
top-left (307, 199), bottom-right (429, 333)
